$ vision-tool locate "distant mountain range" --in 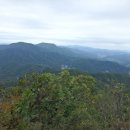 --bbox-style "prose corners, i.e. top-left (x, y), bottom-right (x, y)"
top-left (67, 45), bottom-right (130, 65)
top-left (0, 42), bottom-right (129, 81)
